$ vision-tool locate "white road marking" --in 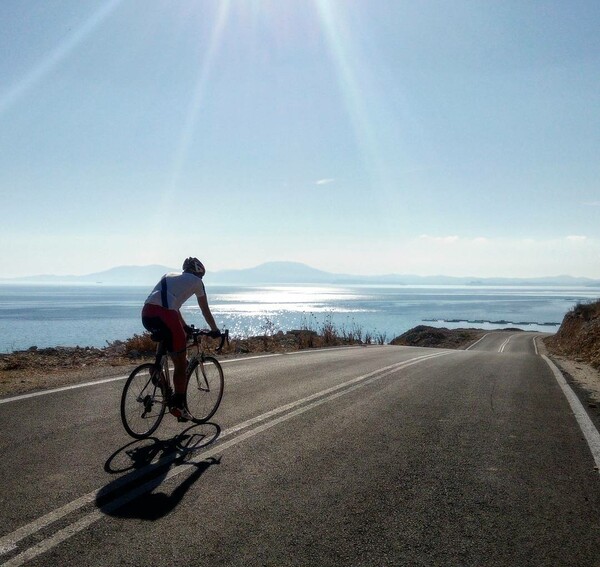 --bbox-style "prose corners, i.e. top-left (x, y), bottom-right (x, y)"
top-left (498, 334), bottom-right (519, 353)
top-left (542, 356), bottom-right (600, 472)
top-left (0, 347), bottom-right (376, 406)
top-left (0, 375), bottom-right (131, 405)
top-left (468, 332), bottom-right (540, 355)
top-left (0, 350), bottom-right (453, 565)
top-left (465, 333), bottom-right (490, 351)
top-left (0, 545), bottom-right (15, 556)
